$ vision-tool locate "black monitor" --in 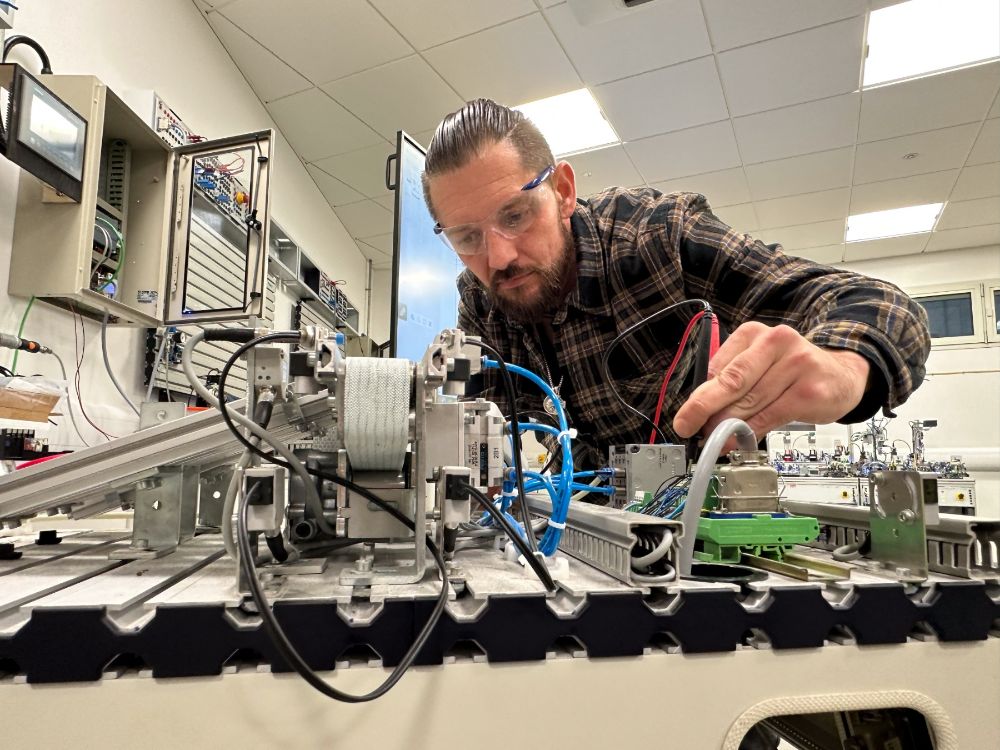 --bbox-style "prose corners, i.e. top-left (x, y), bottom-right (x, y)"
top-left (388, 131), bottom-right (463, 361)
top-left (0, 63), bottom-right (87, 202)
